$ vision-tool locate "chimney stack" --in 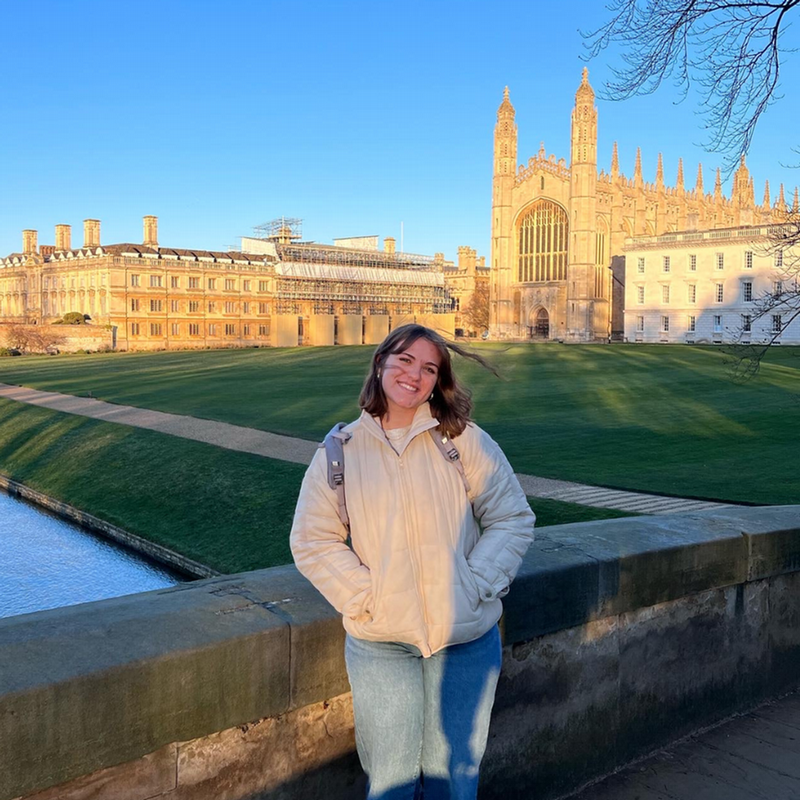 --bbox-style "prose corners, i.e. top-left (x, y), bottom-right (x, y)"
top-left (143, 215), bottom-right (158, 247)
top-left (384, 236), bottom-right (396, 254)
top-left (83, 219), bottom-right (100, 248)
top-left (55, 224), bottom-right (72, 251)
top-left (22, 229), bottom-right (38, 255)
